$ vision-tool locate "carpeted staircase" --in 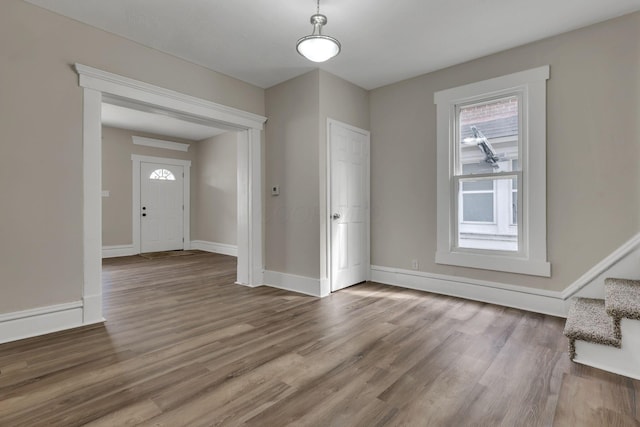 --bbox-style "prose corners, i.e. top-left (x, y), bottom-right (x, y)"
top-left (564, 278), bottom-right (640, 379)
